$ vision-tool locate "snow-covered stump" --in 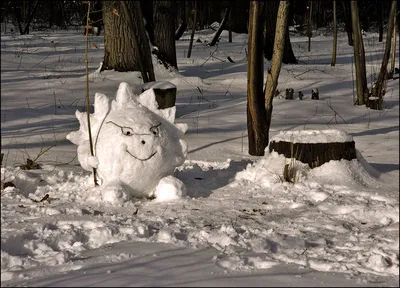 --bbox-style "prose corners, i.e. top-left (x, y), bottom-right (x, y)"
top-left (368, 84), bottom-right (383, 110)
top-left (268, 130), bottom-right (357, 168)
top-left (142, 81), bottom-right (177, 109)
